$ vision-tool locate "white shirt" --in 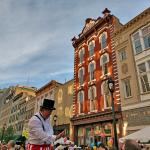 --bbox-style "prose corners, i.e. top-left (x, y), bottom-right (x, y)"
top-left (28, 112), bottom-right (56, 145)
